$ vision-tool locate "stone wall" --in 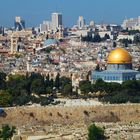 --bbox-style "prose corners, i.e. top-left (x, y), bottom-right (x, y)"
top-left (0, 104), bottom-right (140, 127)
